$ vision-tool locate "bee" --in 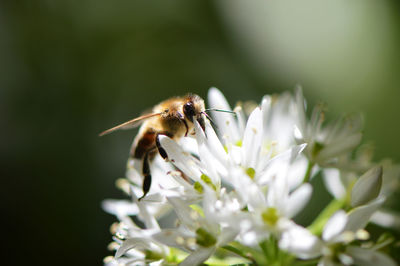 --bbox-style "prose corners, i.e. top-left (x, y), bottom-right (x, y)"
top-left (100, 94), bottom-right (209, 200)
